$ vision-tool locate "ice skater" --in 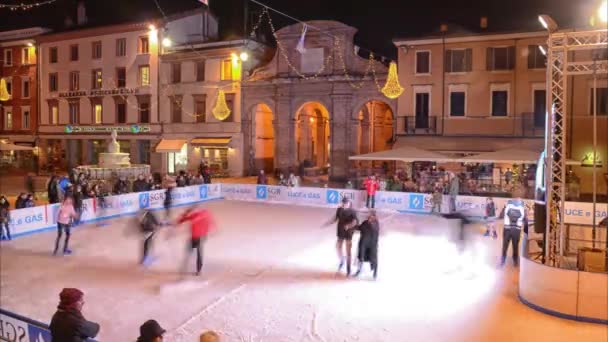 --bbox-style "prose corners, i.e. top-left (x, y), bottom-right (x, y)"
top-left (0, 195), bottom-right (11, 240)
top-left (354, 210), bottom-right (380, 280)
top-left (164, 184), bottom-right (175, 224)
top-left (325, 197), bottom-right (358, 275)
top-left (499, 198), bottom-right (525, 267)
top-left (54, 197), bottom-right (79, 255)
top-left (175, 205), bottom-right (215, 276)
top-left (483, 197), bottom-right (497, 239)
top-left (139, 209), bottom-right (161, 266)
